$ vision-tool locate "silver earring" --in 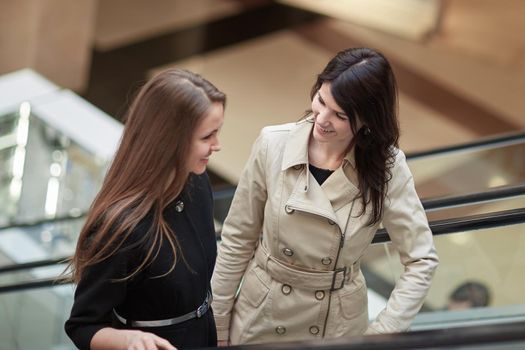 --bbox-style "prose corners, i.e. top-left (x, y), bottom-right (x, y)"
top-left (363, 127), bottom-right (371, 135)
